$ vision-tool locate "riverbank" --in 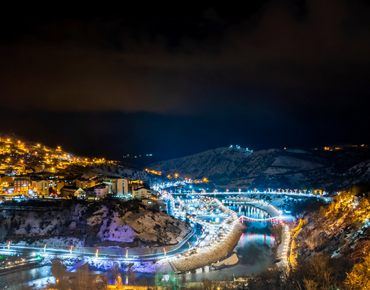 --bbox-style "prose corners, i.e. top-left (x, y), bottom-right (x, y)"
top-left (276, 224), bottom-right (290, 268)
top-left (213, 253), bottom-right (239, 269)
top-left (171, 222), bottom-right (246, 272)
